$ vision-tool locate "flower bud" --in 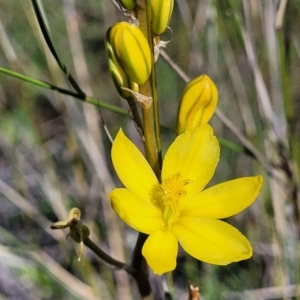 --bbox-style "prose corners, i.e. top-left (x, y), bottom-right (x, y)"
top-left (118, 0), bottom-right (136, 10)
top-left (105, 32), bottom-right (139, 98)
top-left (151, 0), bottom-right (174, 35)
top-left (109, 22), bottom-right (152, 84)
top-left (176, 75), bottom-right (218, 135)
